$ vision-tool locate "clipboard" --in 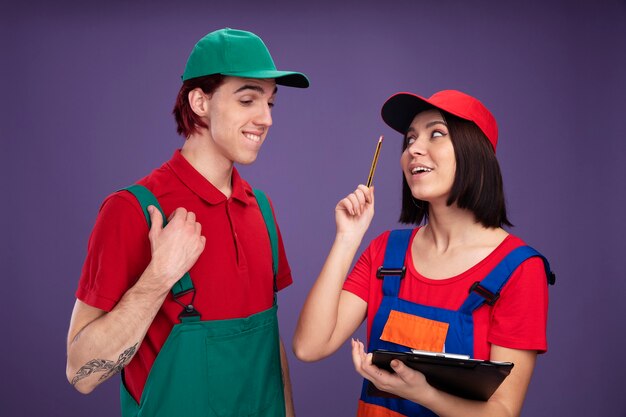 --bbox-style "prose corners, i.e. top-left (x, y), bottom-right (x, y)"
top-left (370, 349), bottom-right (514, 401)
